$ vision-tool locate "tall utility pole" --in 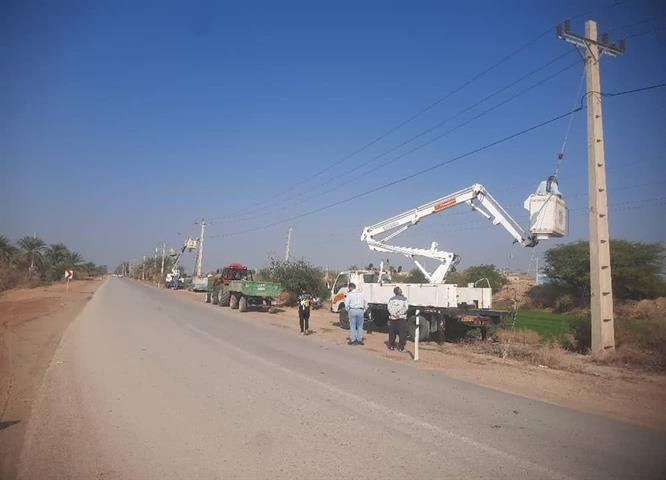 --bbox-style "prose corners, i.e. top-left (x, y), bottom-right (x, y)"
top-left (195, 220), bottom-right (206, 278)
top-left (557, 20), bottom-right (624, 353)
top-left (160, 242), bottom-right (166, 280)
top-left (285, 225), bottom-right (293, 261)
